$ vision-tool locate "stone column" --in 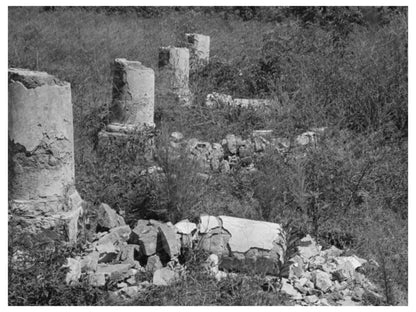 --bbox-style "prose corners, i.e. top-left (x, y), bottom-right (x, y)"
top-left (109, 58), bottom-right (155, 128)
top-left (157, 46), bottom-right (192, 106)
top-left (98, 59), bottom-right (156, 180)
top-left (185, 33), bottom-right (210, 70)
top-left (8, 68), bottom-right (83, 241)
